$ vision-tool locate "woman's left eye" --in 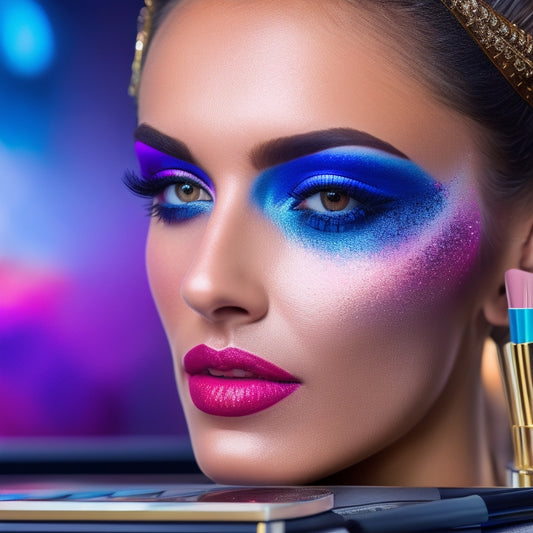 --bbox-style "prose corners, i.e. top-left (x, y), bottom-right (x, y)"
top-left (286, 176), bottom-right (391, 233)
top-left (297, 189), bottom-right (360, 213)
top-left (159, 181), bottom-right (212, 205)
